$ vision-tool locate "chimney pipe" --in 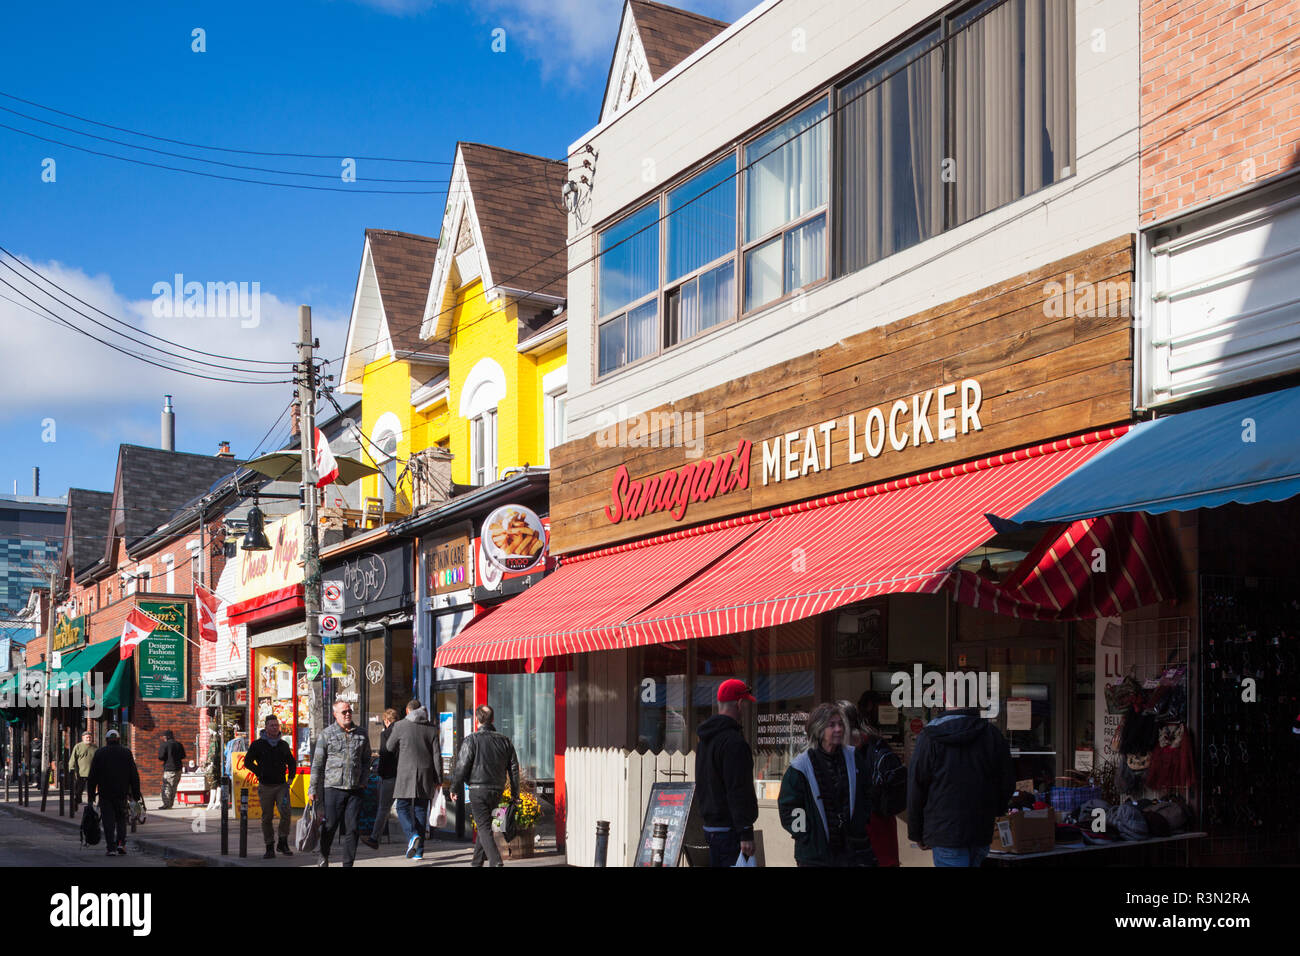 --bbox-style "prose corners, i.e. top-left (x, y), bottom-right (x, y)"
top-left (32, 467), bottom-right (39, 497)
top-left (217, 441), bottom-right (233, 459)
top-left (162, 395), bottom-right (175, 452)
